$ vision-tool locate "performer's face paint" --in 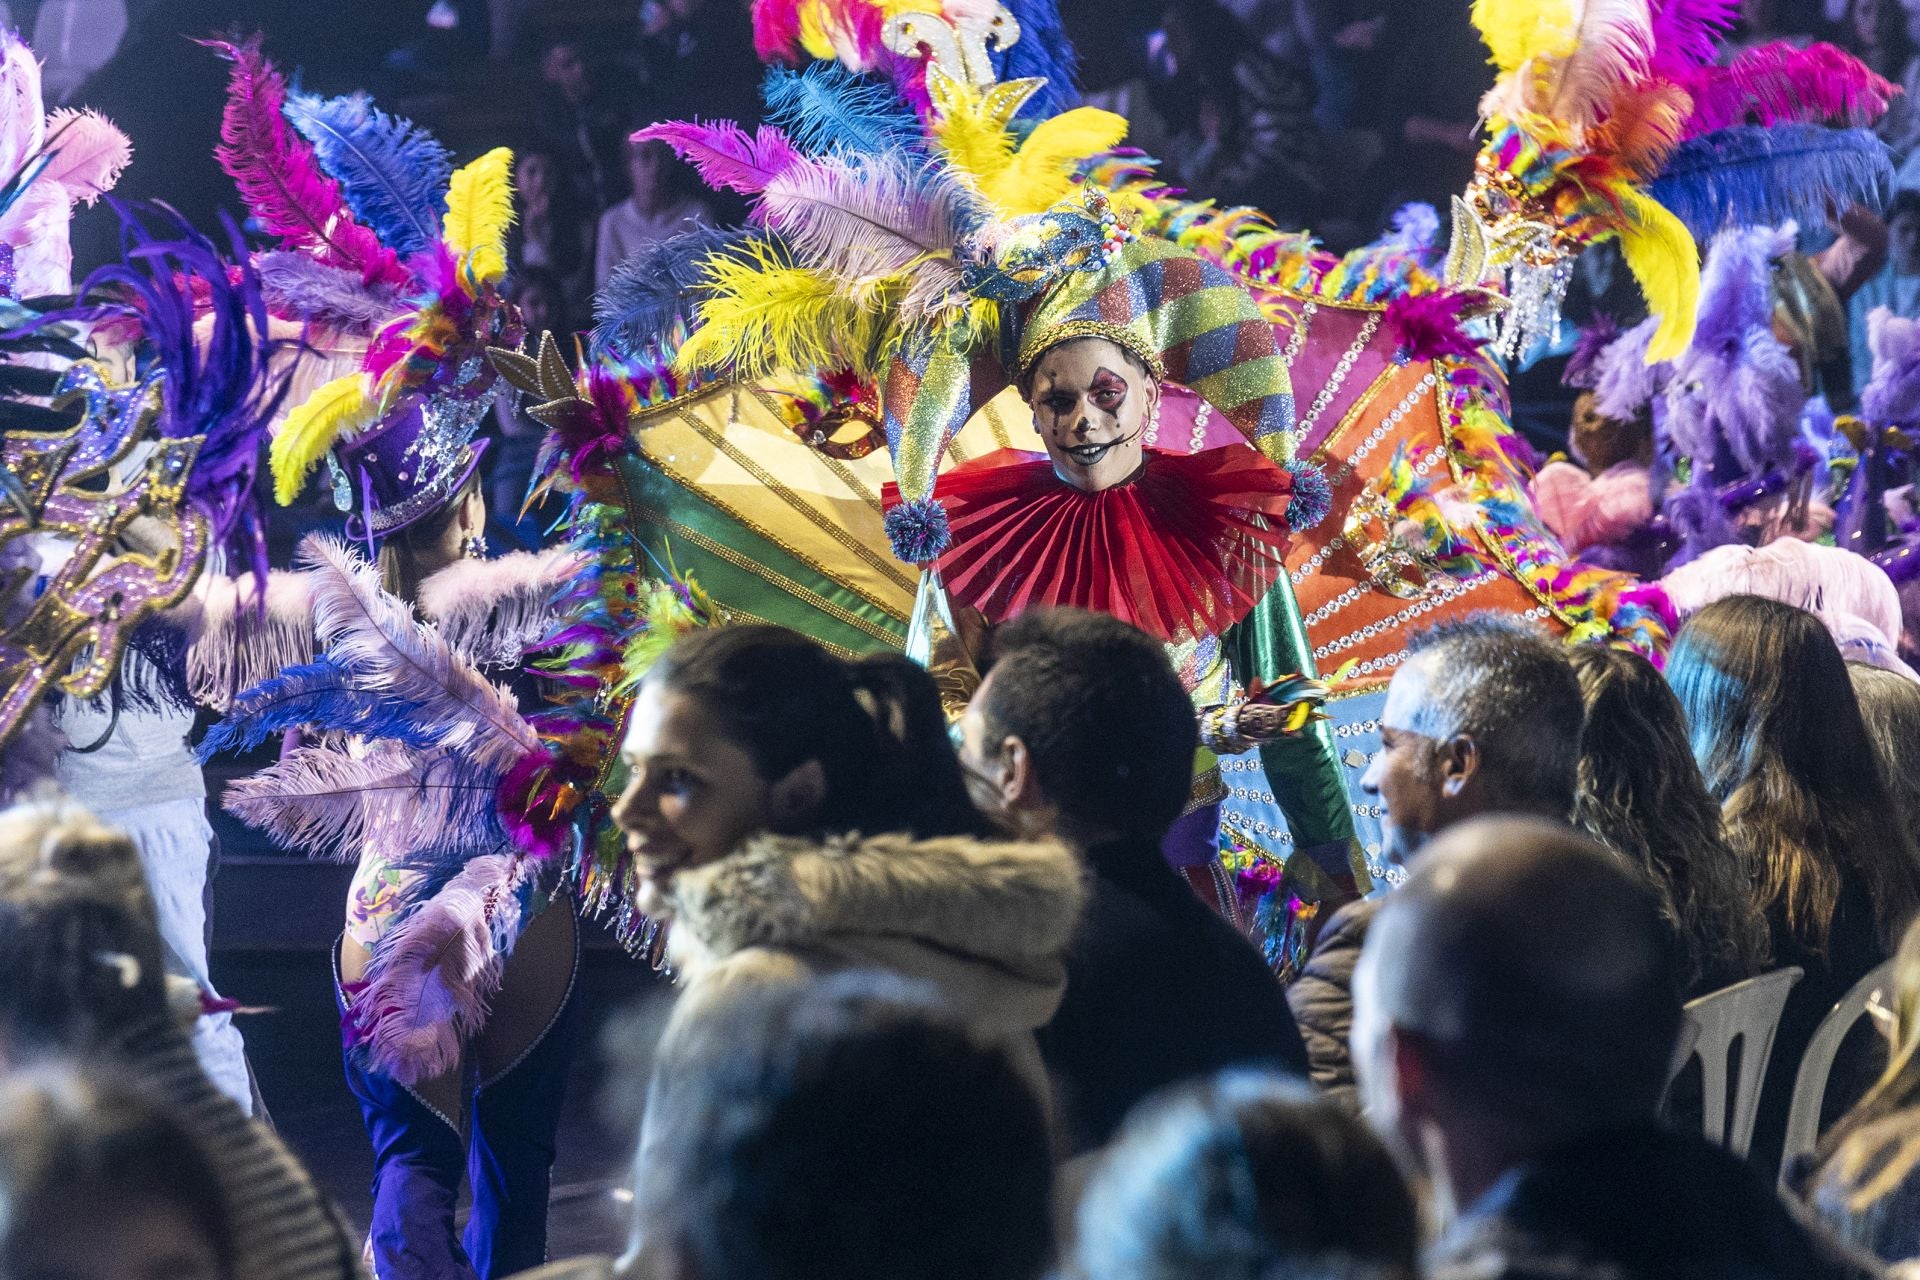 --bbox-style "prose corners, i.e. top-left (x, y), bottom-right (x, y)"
top-left (614, 679), bottom-right (789, 912)
top-left (1026, 337), bottom-right (1157, 494)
